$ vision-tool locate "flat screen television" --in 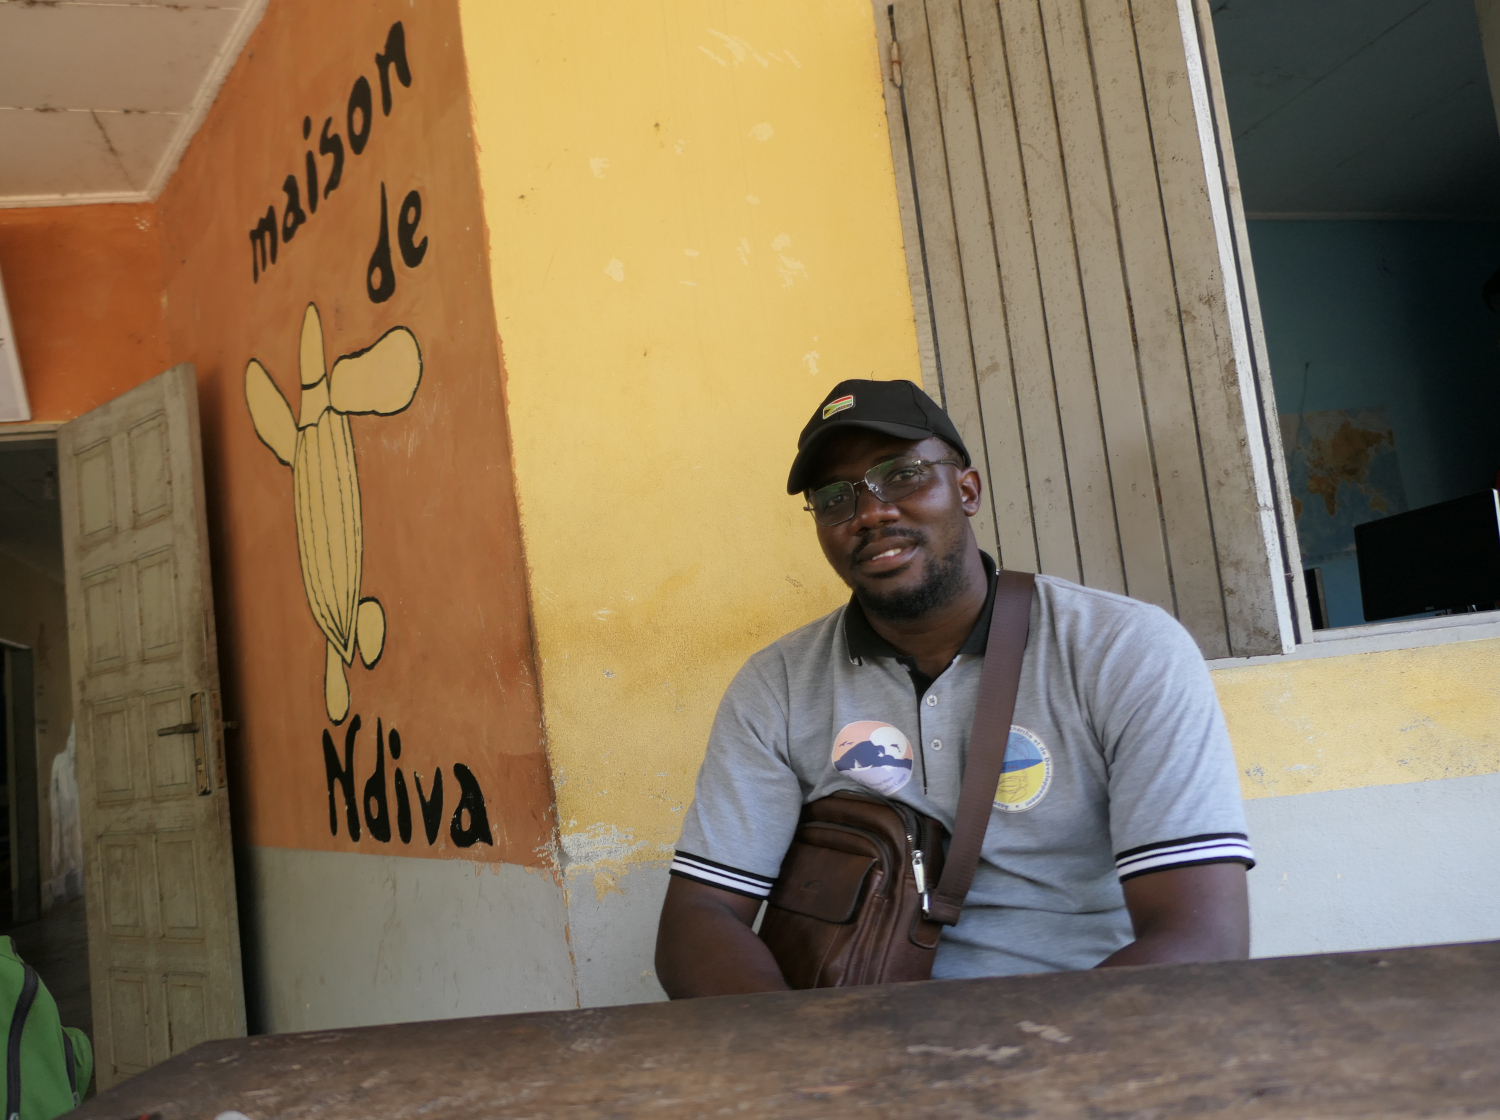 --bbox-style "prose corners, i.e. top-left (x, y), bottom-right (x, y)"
top-left (1354, 490), bottom-right (1500, 622)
